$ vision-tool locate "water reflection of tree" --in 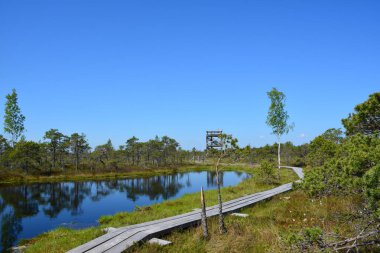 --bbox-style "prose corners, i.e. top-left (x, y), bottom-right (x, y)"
top-left (0, 186), bottom-right (39, 217)
top-left (1, 210), bottom-right (21, 252)
top-left (206, 171), bottom-right (224, 187)
top-left (42, 183), bottom-right (72, 217)
top-left (0, 174), bottom-right (187, 221)
top-left (70, 182), bottom-right (91, 215)
top-left (90, 182), bottom-right (112, 202)
top-left (0, 182), bottom-right (92, 251)
top-left (110, 174), bottom-right (185, 201)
